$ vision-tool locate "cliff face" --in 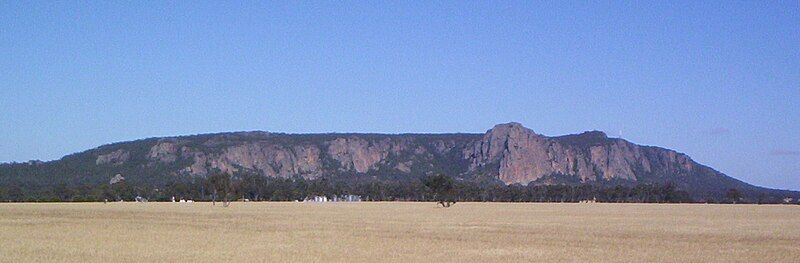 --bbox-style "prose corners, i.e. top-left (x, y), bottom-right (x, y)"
top-left (465, 123), bottom-right (696, 185)
top-left (43, 122), bottom-right (773, 198)
top-left (103, 133), bottom-right (473, 180)
top-left (91, 123), bottom-right (710, 185)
